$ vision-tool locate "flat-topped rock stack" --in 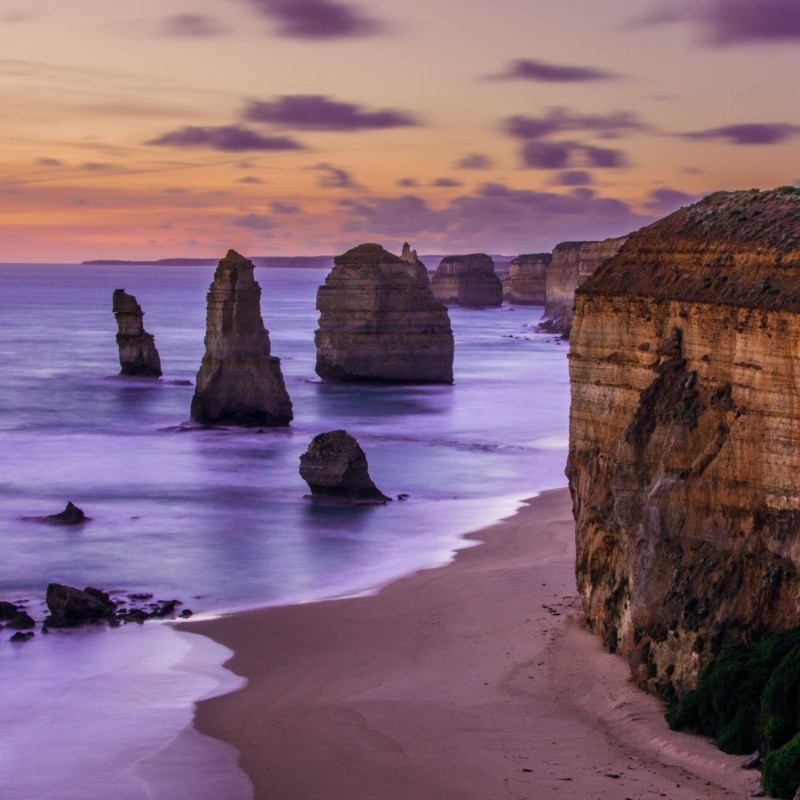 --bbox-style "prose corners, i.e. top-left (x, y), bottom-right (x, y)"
top-left (430, 253), bottom-right (503, 307)
top-left (112, 290), bottom-right (162, 376)
top-left (504, 253), bottom-right (552, 305)
top-left (540, 237), bottom-right (628, 334)
top-left (191, 249), bottom-right (293, 426)
top-left (315, 243), bottom-right (454, 384)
